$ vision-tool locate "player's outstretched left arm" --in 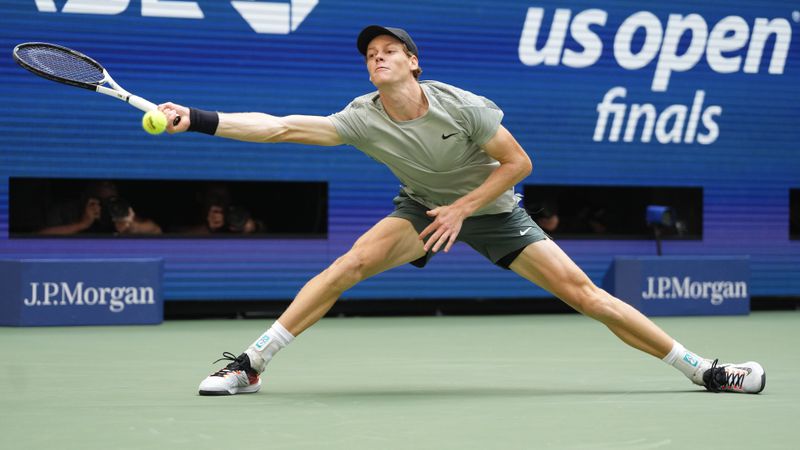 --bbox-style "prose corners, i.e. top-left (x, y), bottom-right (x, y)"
top-left (159, 102), bottom-right (342, 147)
